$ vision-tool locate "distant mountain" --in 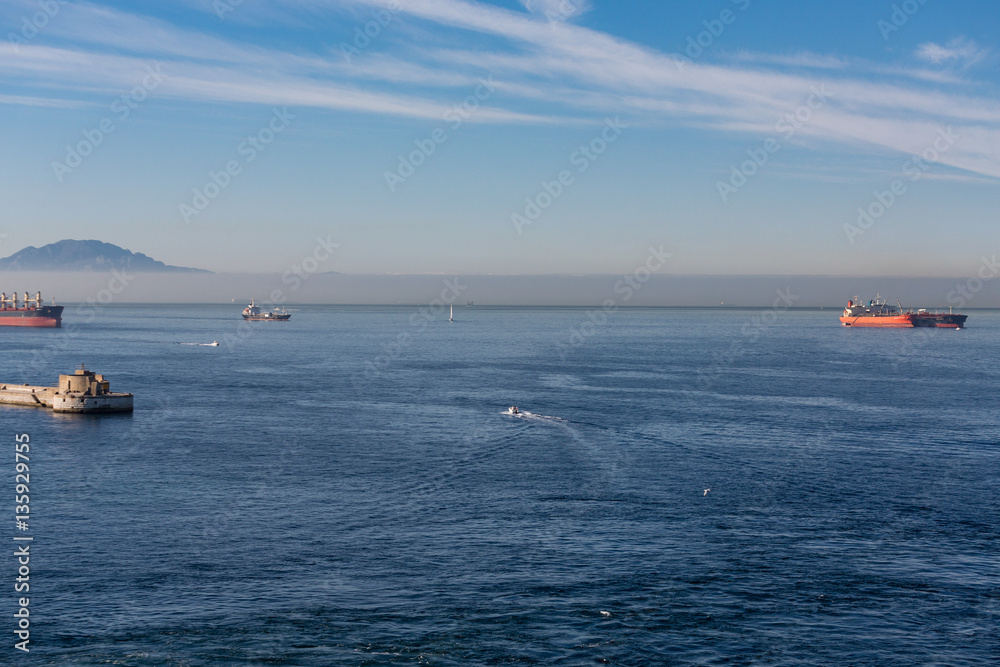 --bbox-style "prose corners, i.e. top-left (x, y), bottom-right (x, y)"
top-left (0, 240), bottom-right (211, 273)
